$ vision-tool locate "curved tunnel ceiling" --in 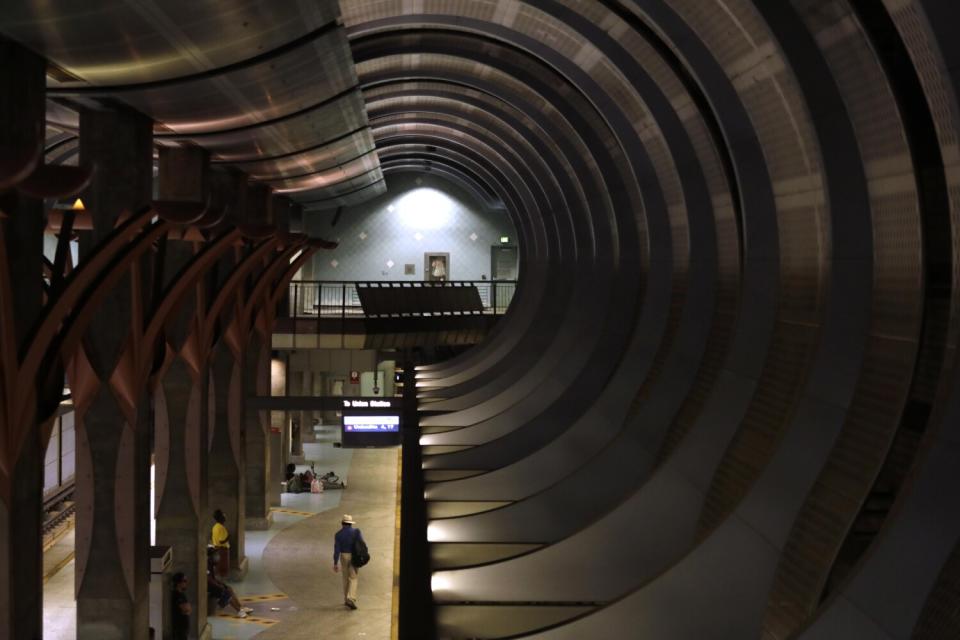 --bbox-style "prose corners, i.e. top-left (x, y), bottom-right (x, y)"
top-left (3, 1), bottom-right (959, 638)
top-left (339, 1), bottom-right (960, 639)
